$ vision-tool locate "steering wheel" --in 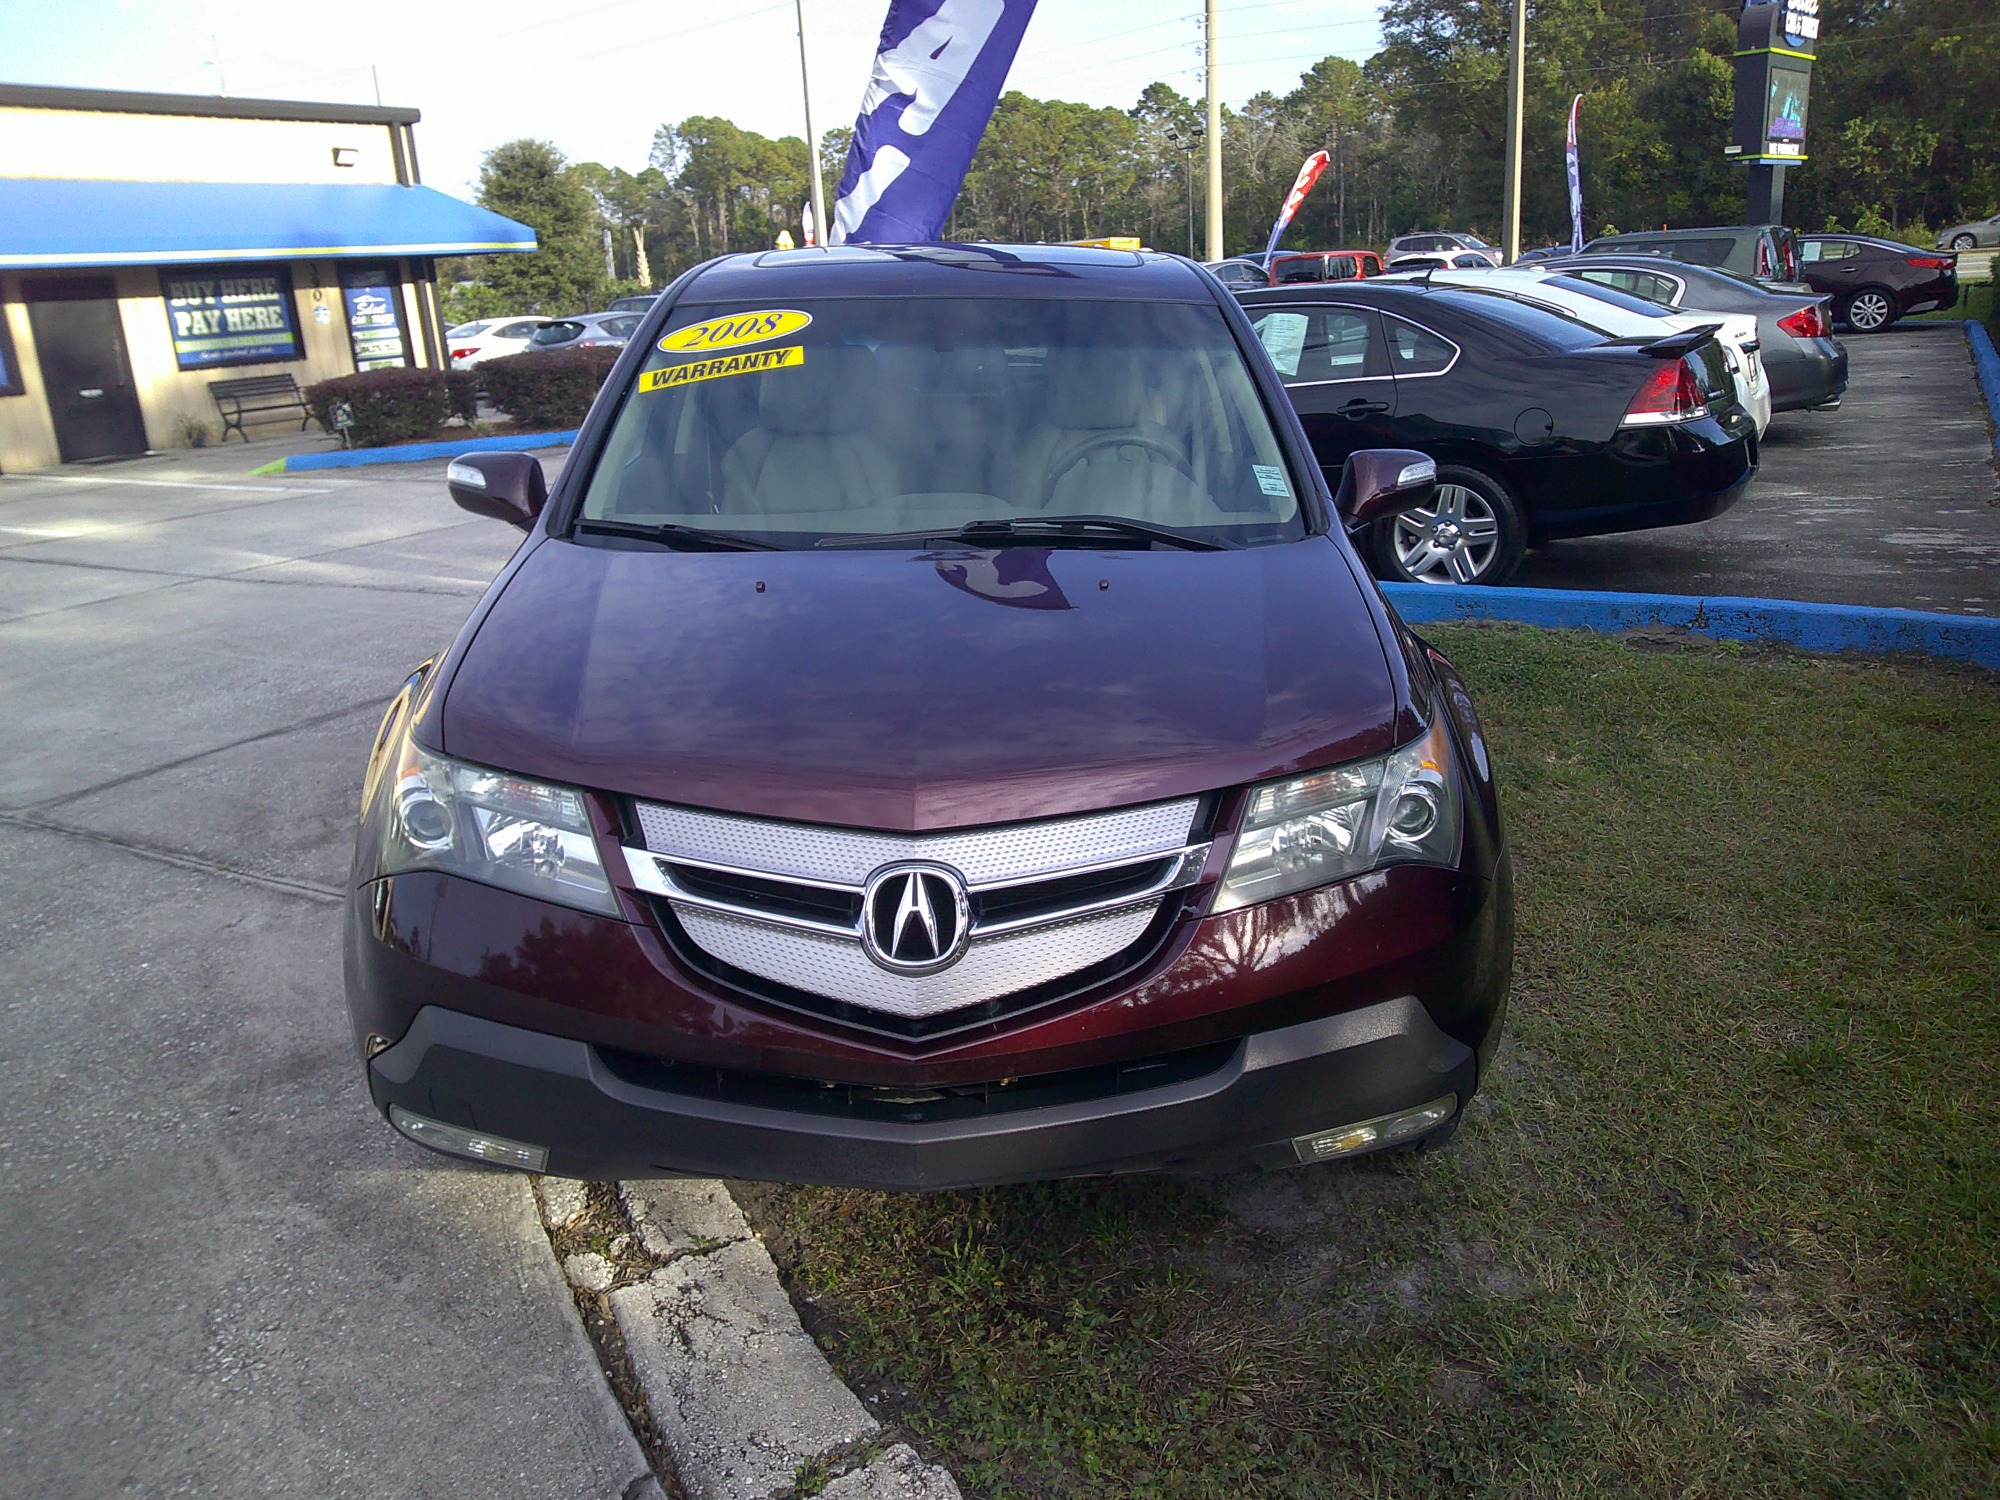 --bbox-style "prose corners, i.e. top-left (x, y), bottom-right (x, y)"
top-left (1040, 433), bottom-right (1196, 509)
